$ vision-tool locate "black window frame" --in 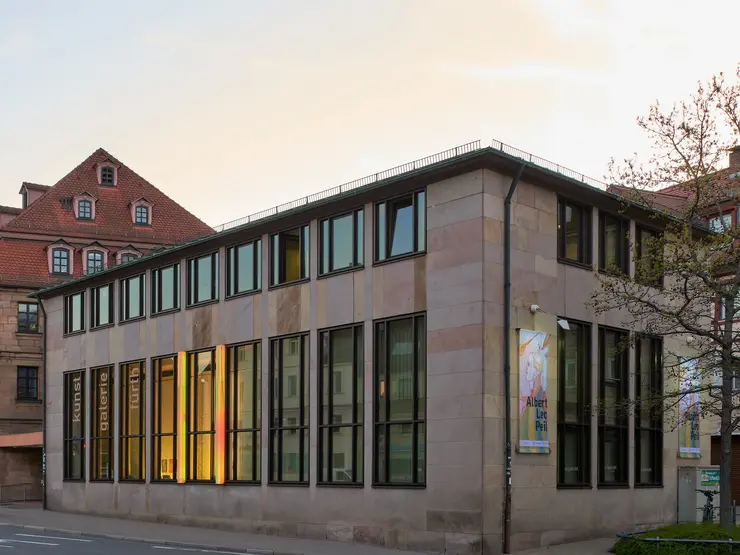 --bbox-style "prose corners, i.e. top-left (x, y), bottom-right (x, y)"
top-left (120, 273), bottom-right (146, 322)
top-left (226, 239), bottom-right (262, 297)
top-left (119, 360), bottom-right (146, 482)
top-left (63, 370), bottom-right (85, 481)
top-left (269, 225), bottom-right (309, 287)
top-left (557, 198), bottom-right (592, 266)
top-left (557, 319), bottom-right (591, 488)
top-left (151, 354), bottom-right (178, 483)
top-left (16, 366), bottom-right (39, 401)
top-left (89, 365), bottom-right (114, 482)
top-left (226, 341), bottom-right (262, 484)
top-left (318, 324), bottom-right (364, 486)
top-left (187, 349), bottom-right (216, 482)
top-left (635, 335), bottom-right (663, 487)
top-left (636, 226), bottom-right (664, 287)
top-left (598, 212), bottom-right (629, 274)
top-left (63, 291), bottom-right (85, 335)
top-left (187, 252), bottom-right (219, 306)
top-left (100, 166), bottom-right (115, 186)
top-left (373, 313), bottom-right (426, 488)
top-left (86, 250), bottom-right (105, 275)
top-left (151, 263), bottom-right (181, 315)
top-left (319, 209), bottom-right (364, 276)
top-left (374, 191), bottom-right (426, 263)
top-left (77, 199), bottom-right (93, 220)
top-left (135, 205), bottom-right (150, 225)
top-left (17, 302), bottom-right (39, 333)
top-left (90, 282), bottom-right (114, 329)
top-left (269, 334), bottom-right (309, 484)
top-left (598, 327), bottom-right (629, 487)
top-left (52, 247), bottom-right (71, 275)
